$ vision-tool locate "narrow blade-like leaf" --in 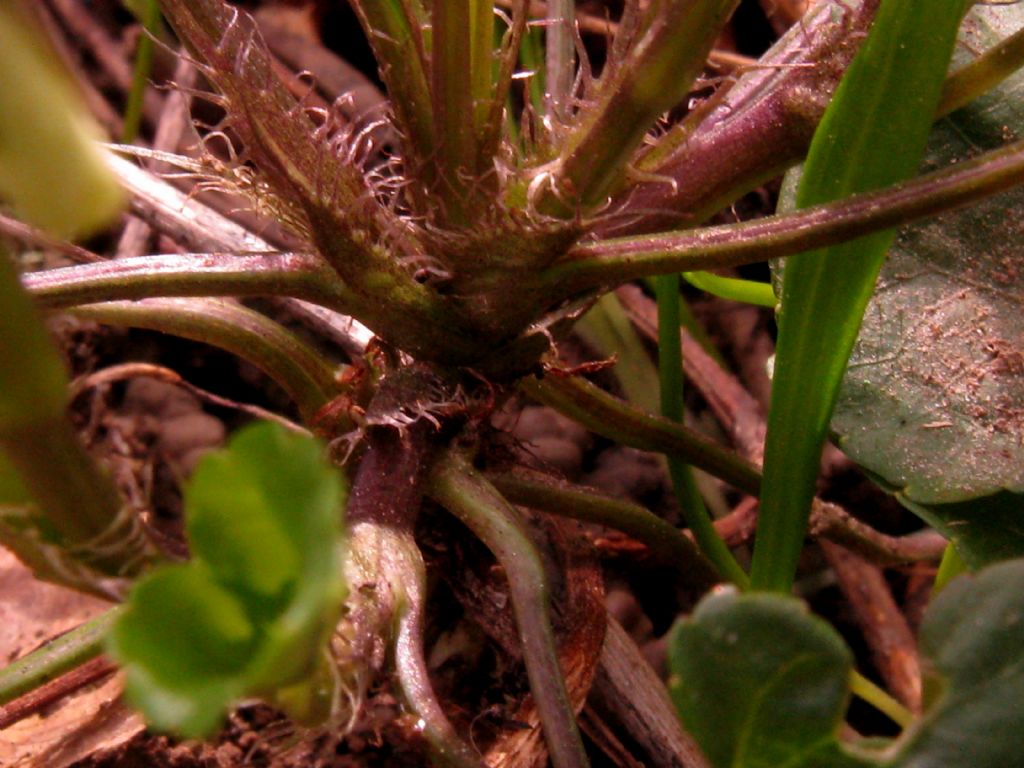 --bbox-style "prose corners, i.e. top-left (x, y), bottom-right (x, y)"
top-left (752, 0), bottom-right (972, 592)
